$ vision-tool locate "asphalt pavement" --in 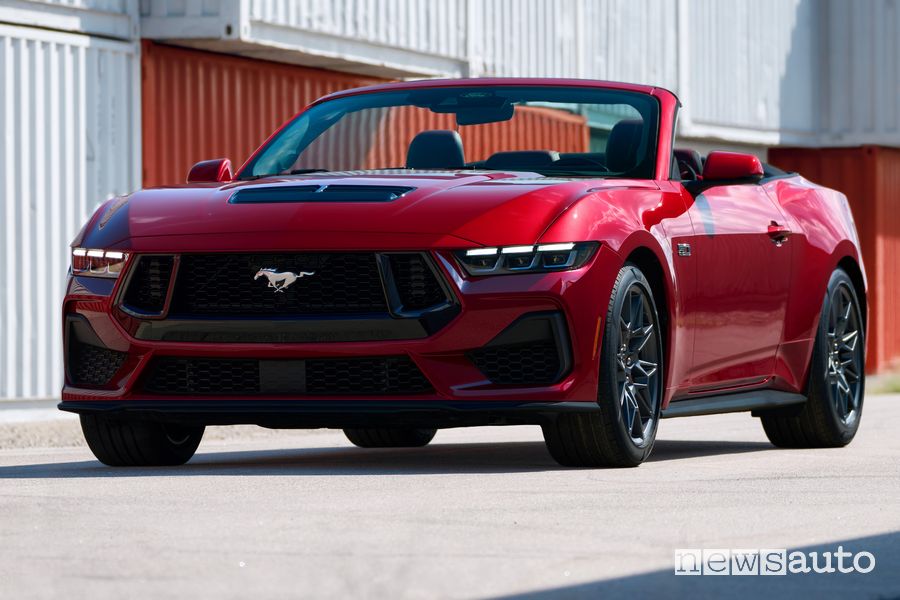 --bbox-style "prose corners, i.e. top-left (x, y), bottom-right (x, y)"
top-left (1, 395), bottom-right (898, 599)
